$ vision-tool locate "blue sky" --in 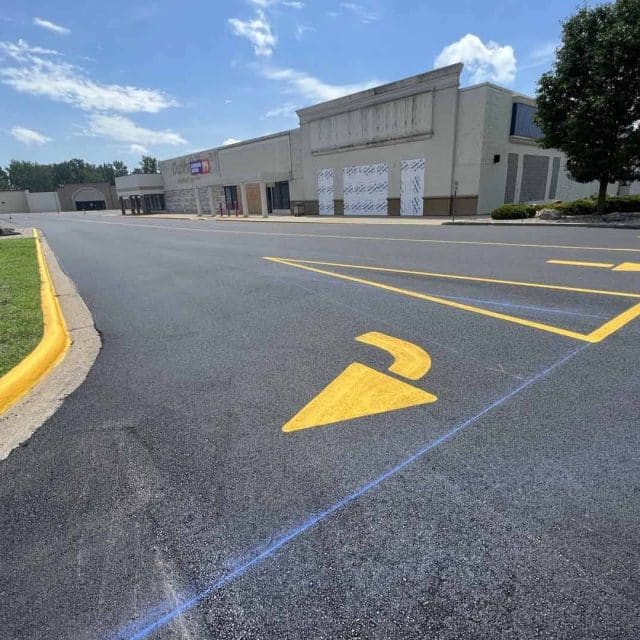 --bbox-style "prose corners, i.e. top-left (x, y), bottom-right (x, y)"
top-left (0, 0), bottom-right (587, 168)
